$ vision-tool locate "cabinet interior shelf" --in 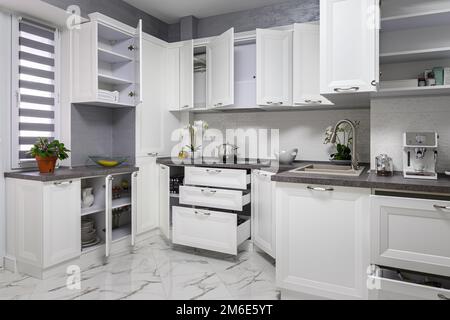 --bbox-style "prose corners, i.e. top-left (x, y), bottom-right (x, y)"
top-left (380, 47), bottom-right (450, 64)
top-left (381, 10), bottom-right (450, 32)
top-left (74, 100), bottom-right (134, 108)
top-left (98, 74), bottom-right (133, 86)
top-left (81, 196), bottom-right (131, 216)
top-left (98, 48), bottom-right (133, 64)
